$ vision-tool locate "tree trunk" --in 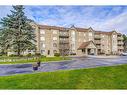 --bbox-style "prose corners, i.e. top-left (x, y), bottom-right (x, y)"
top-left (17, 48), bottom-right (20, 56)
top-left (17, 43), bottom-right (21, 56)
